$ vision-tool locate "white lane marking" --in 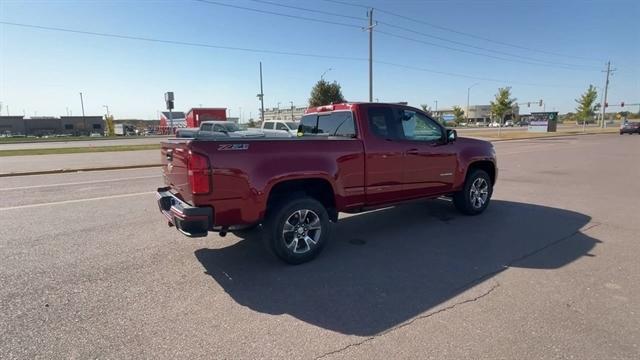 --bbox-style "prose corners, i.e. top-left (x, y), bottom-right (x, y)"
top-left (0, 175), bottom-right (159, 191)
top-left (0, 191), bottom-right (154, 211)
